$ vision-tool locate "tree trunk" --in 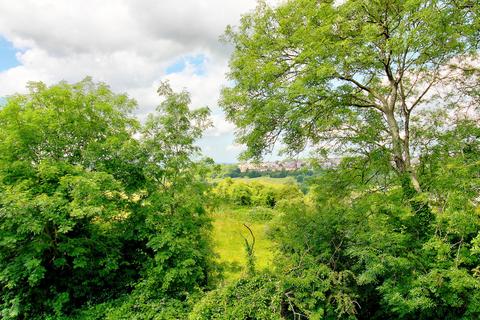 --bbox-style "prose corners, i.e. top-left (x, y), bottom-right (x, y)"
top-left (384, 109), bottom-right (421, 192)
